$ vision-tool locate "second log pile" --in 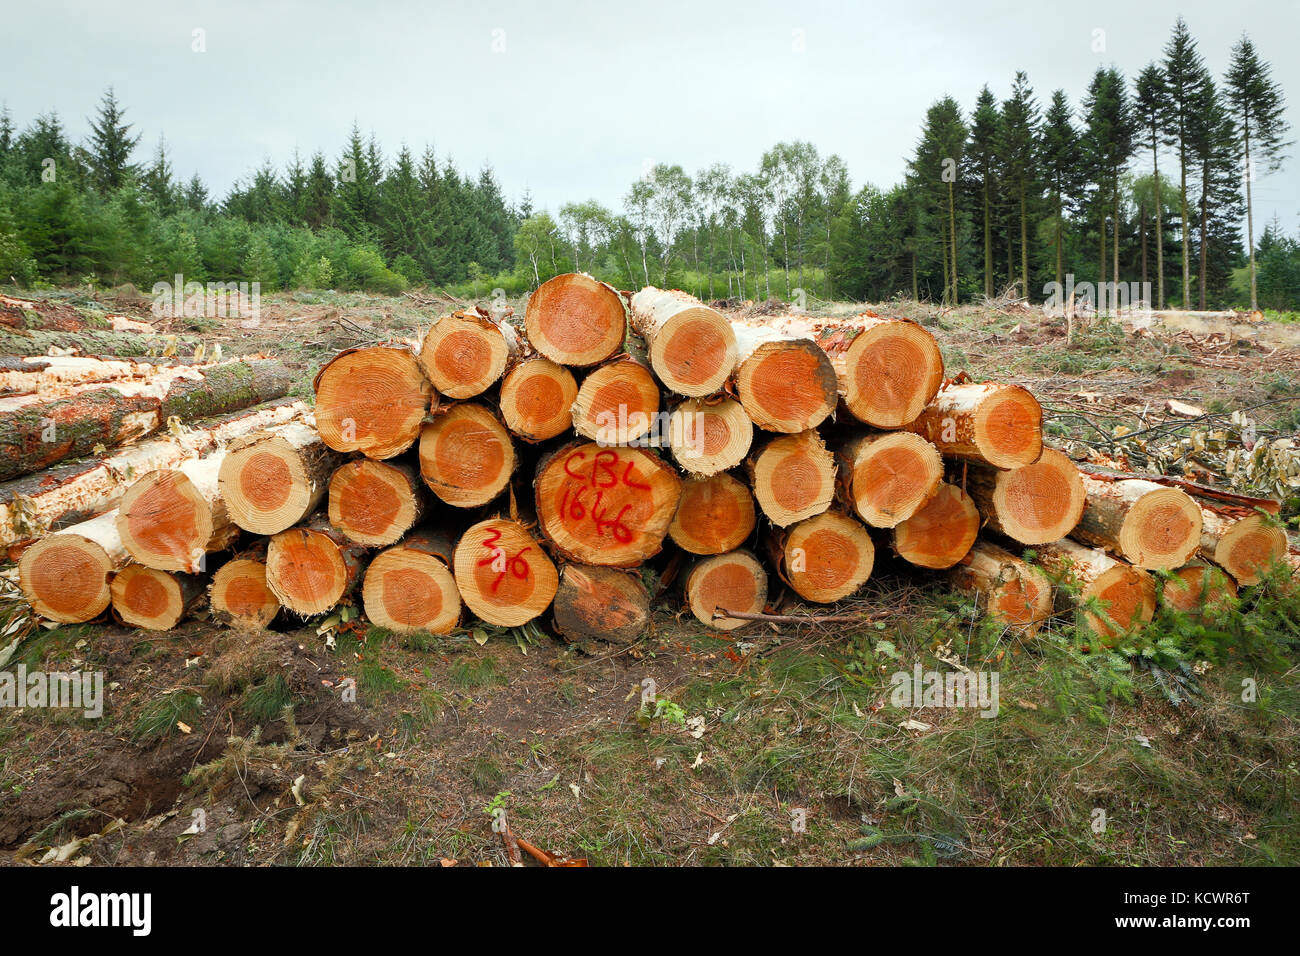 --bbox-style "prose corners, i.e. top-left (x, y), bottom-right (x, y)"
top-left (12, 278), bottom-right (1294, 647)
